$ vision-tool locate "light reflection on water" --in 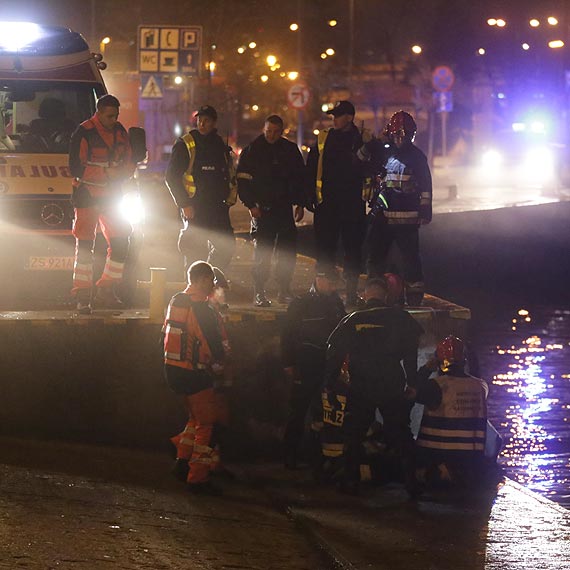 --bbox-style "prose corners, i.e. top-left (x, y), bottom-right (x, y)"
top-left (477, 308), bottom-right (570, 507)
